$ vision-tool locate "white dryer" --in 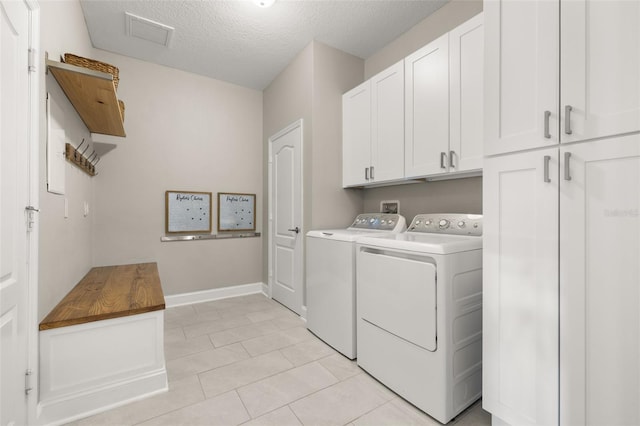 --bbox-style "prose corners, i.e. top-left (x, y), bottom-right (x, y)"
top-left (306, 213), bottom-right (406, 359)
top-left (356, 213), bottom-right (483, 424)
